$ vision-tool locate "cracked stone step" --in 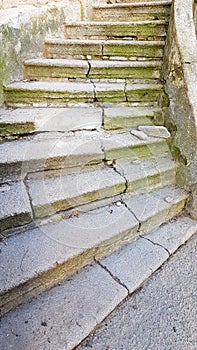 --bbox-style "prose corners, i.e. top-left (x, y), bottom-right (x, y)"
top-left (103, 106), bottom-right (164, 130)
top-left (0, 202), bottom-right (139, 315)
top-left (0, 216), bottom-right (195, 350)
top-left (26, 167), bottom-right (126, 219)
top-left (64, 21), bottom-right (167, 40)
top-left (0, 132), bottom-right (105, 182)
top-left (24, 59), bottom-right (162, 81)
top-left (44, 38), bottom-right (165, 59)
top-left (101, 131), bottom-right (171, 161)
top-left (4, 81), bottom-right (95, 107)
top-left (91, 1), bottom-right (171, 22)
top-left (0, 184), bottom-right (187, 318)
top-left (0, 107), bottom-right (102, 137)
top-left (0, 181), bottom-right (33, 232)
top-left (116, 157), bottom-right (177, 196)
top-left (4, 81), bottom-right (163, 106)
